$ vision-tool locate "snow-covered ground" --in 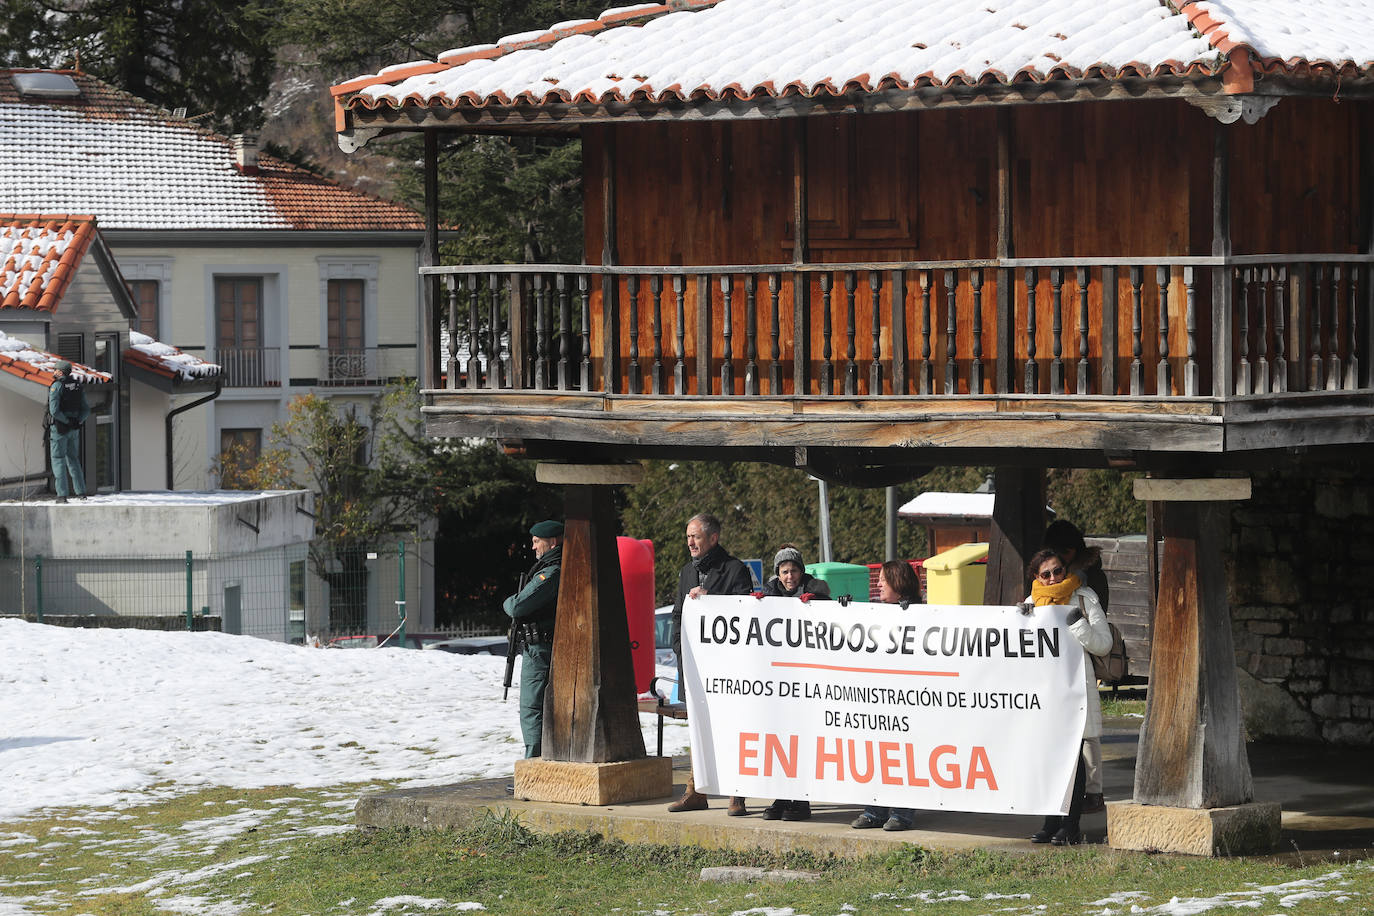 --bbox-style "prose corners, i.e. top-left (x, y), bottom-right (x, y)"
top-left (0, 618), bottom-right (689, 822)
